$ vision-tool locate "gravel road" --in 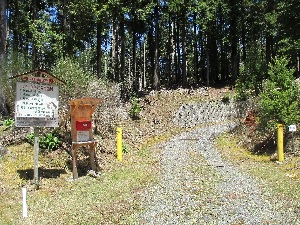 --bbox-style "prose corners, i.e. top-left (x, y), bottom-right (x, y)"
top-left (137, 122), bottom-right (299, 225)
